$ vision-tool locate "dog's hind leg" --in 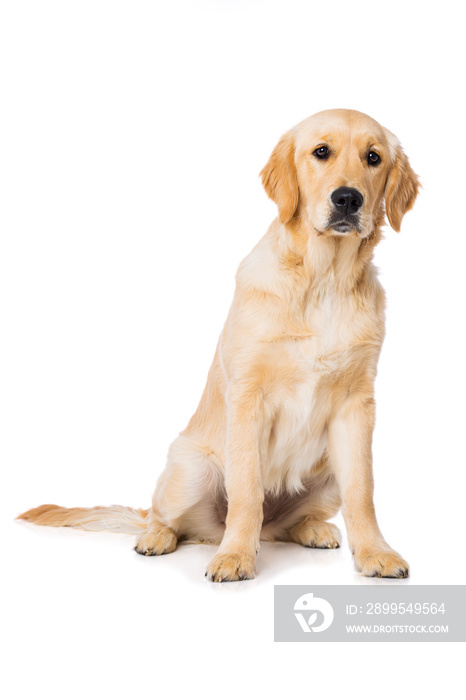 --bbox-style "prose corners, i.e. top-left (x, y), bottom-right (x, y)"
top-left (135, 434), bottom-right (223, 556)
top-left (261, 456), bottom-right (342, 548)
top-left (288, 471), bottom-right (342, 549)
top-left (288, 516), bottom-right (341, 549)
top-left (134, 513), bottom-right (178, 556)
